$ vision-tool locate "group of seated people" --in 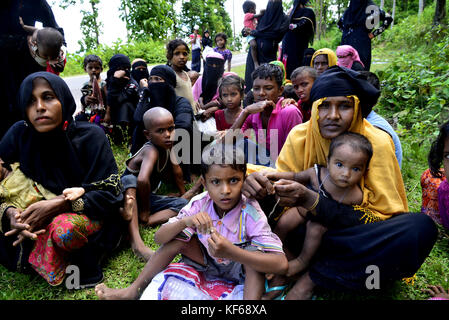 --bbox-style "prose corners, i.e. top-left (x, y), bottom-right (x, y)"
top-left (0, 41), bottom-right (445, 300)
